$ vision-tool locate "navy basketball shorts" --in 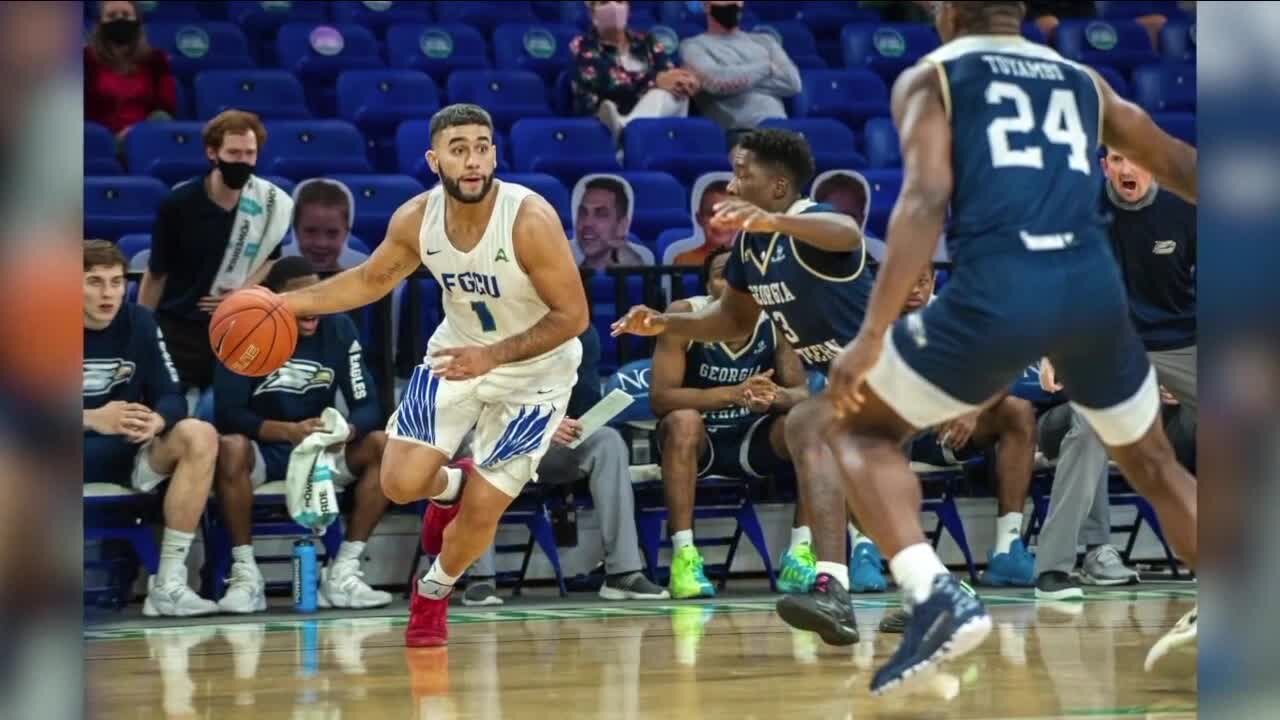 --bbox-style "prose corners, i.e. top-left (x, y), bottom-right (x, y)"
top-left (657, 414), bottom-right (787, 480)
top-left (83, 434), bottom-right (168, 492)
top-left (865, 247), bottom-right (1160, 447)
